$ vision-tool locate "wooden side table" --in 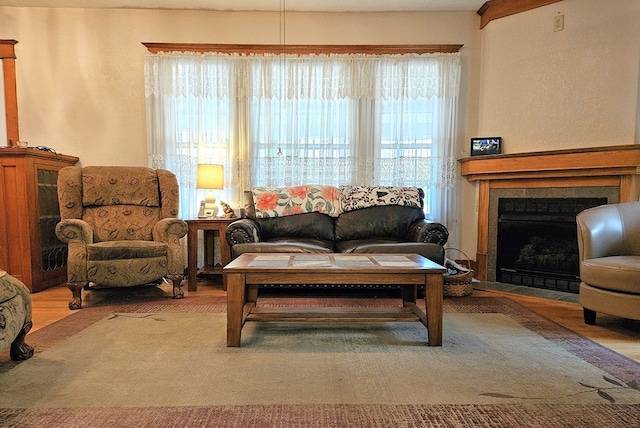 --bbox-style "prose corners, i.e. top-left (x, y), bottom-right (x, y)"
top-left (186, 218), bottom-right (236, 291)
